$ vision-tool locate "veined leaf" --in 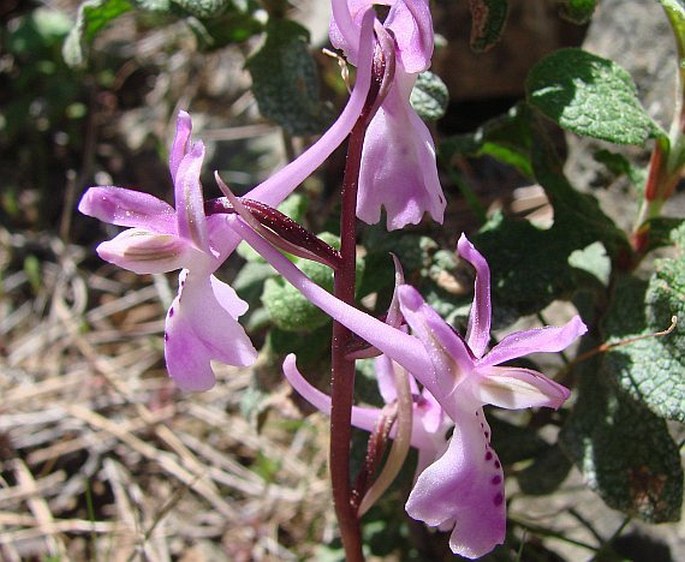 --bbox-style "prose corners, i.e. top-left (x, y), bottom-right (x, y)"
top-left (63, 0), bottom-right (133, 67)
top-left (468, 0), bottom-right (509, 53)
top-left (557, 0), bottom-right (597, 24)
top-left (527, 48), bottom-right (665, 145)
